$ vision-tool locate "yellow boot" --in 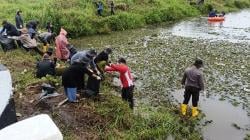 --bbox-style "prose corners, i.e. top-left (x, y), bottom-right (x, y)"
top-left (181, 104), bottom-right (187, 116)
top-left (192, 107), bottom-right (199, 117)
